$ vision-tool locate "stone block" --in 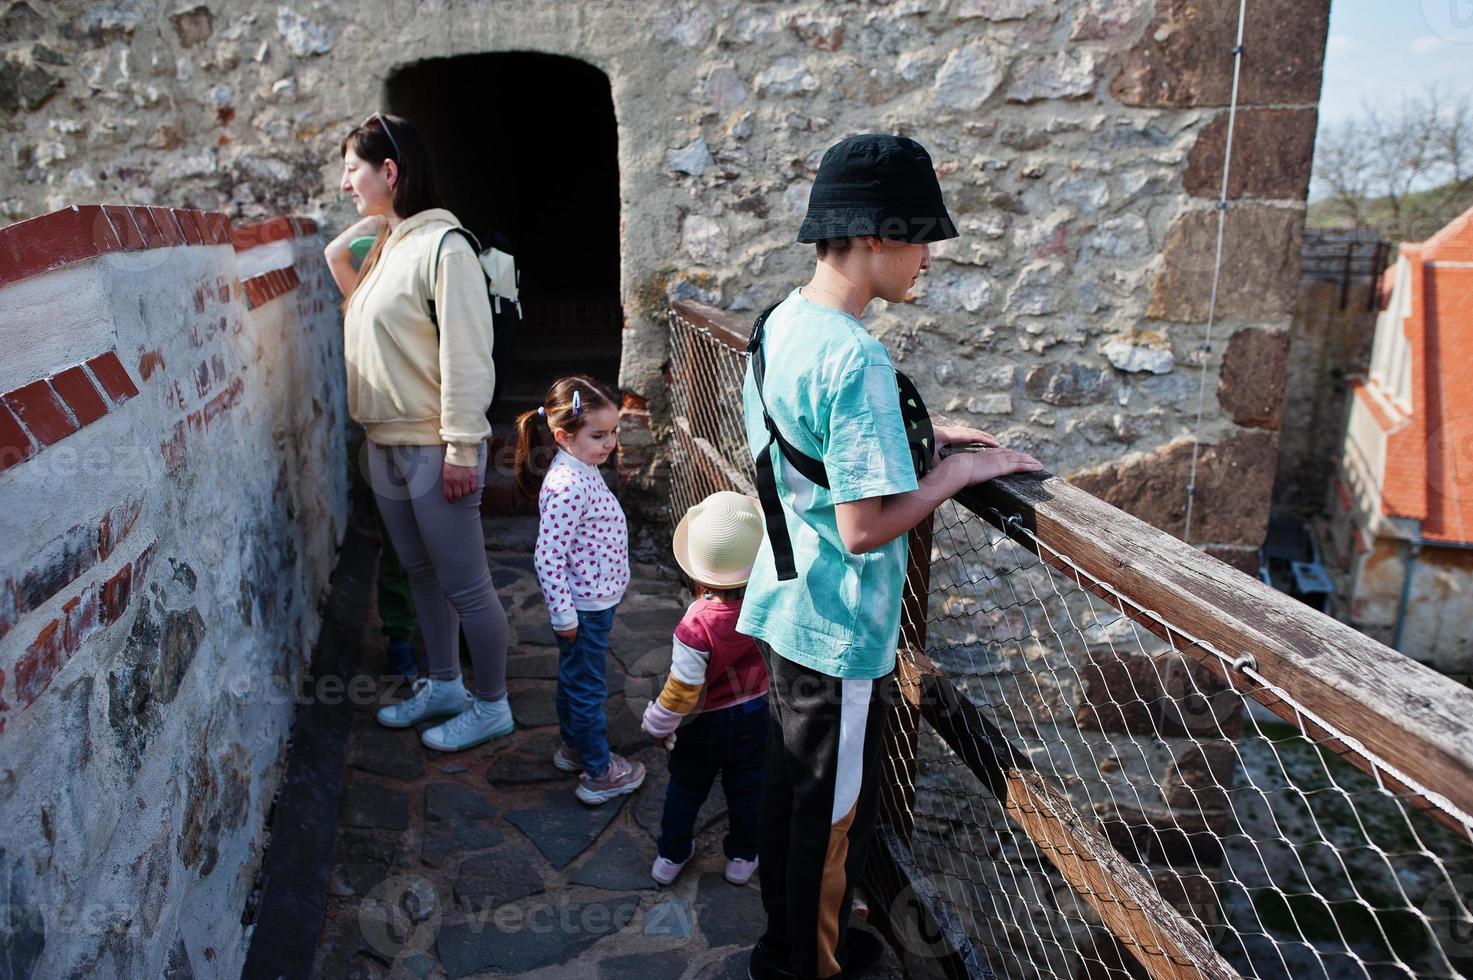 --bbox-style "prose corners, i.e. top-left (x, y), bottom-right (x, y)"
top-left (1007, 50), bottom-right (1097, 103)
top-left (602, 949), bottom-right (691, 978)
top-left (1161, 657), bottom-right (1245, 739)
top-left (1111, 0), bottom-right (1329, 108)
top-left (1185, 108), bottom-right (1318, 201)
top-left (1217, 327), bottom-right (1290, 429)
top-left (505, 785), bottom-right (626, 869)
top-left (1163, 739), bottom-right (1238, 814)
top-left (422, 782), bottom-right (504, 867)
top-left (569, 828), bottom-right (658, 891)
top-left (1149, 869), bottom-right (1221, 925)
top-left (1024, 362), bottom-right (1114, 407)
top-left (435, 896), bottom-right (639, 978)
top-left (1147, 207), bottom-right (1302, 322)
top-left (695, 871), bottom-right (765, 947)
top-left (453, 846), bottom-right (545, 911)
top-left (330, 830), bottom-right (396, 895)
top-left (932, 42), bottom-right (1006, 110)
top-left (1067, 430), bottom-right (1277, 545)
top-left (341, 781), bottom-right (409, 831)
top-left (1075, 649), bottom-right (1162, 735)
